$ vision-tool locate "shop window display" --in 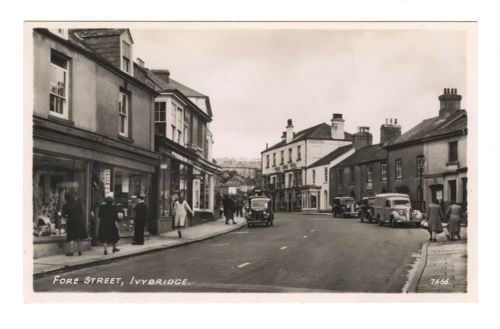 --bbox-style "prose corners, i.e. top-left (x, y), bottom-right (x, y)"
top-left (33, 153), bottom-right (86, 238)
top-left (113, 168), bottom-right (150, 233)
